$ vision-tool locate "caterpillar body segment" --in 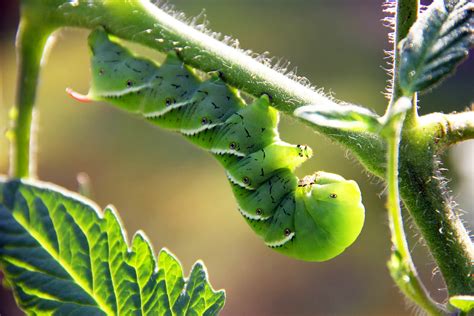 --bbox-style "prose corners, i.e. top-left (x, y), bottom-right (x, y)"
top-left (232, 169), bottom-right (298, 221)
top-left (148, 77), bottom-right (247, 133)
top-left (88, 29), bottom-right (200, 115)
top-left (225, 142), bottom-right (312, 190)
top-left (210, 96), bottom-right (280, 156)
top-left (71, 29), bottom-right (365, 262)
